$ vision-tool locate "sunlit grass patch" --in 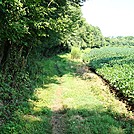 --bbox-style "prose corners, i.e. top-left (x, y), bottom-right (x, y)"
top-left (60, 69), bottom-right (133, 134)
top-left (0, 110), bottom-right (52, 134)
top-left (66, 112), bottom-right (126, 134)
